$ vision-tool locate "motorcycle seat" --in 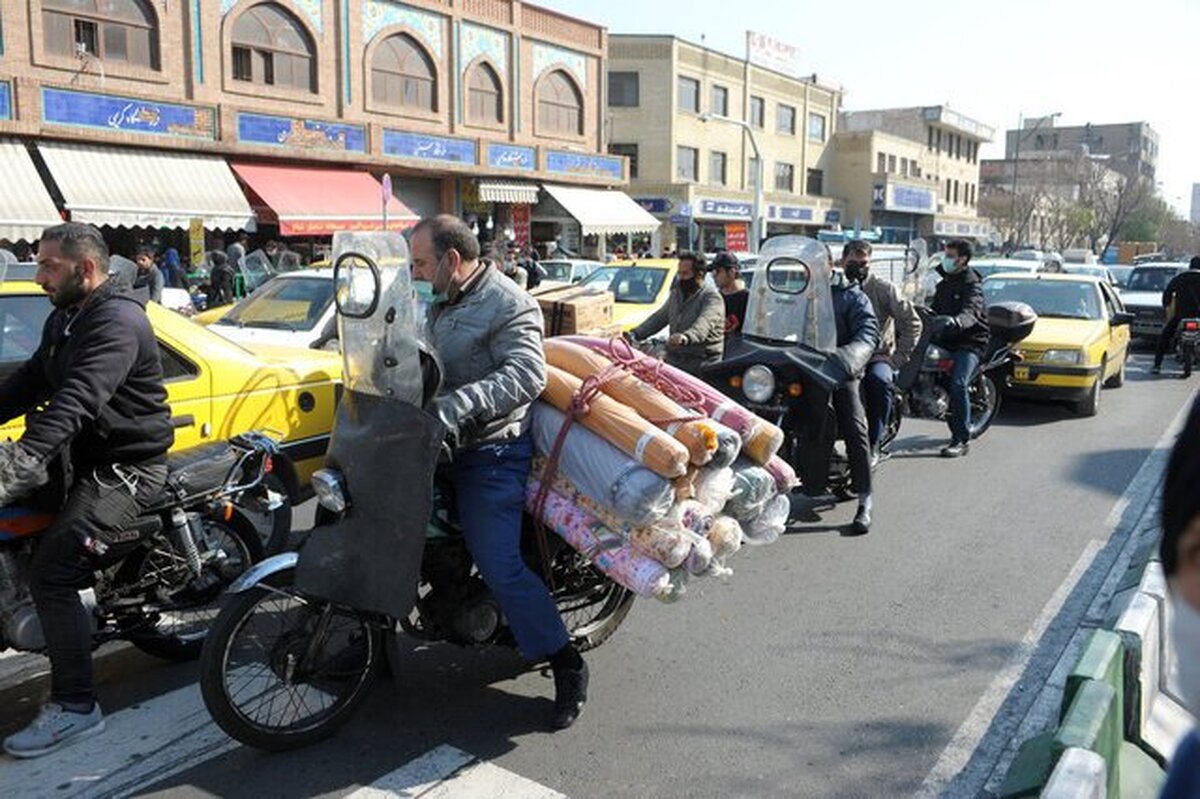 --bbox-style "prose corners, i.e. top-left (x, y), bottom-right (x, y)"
top-left (157, 441), bottom-right (241, 504)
